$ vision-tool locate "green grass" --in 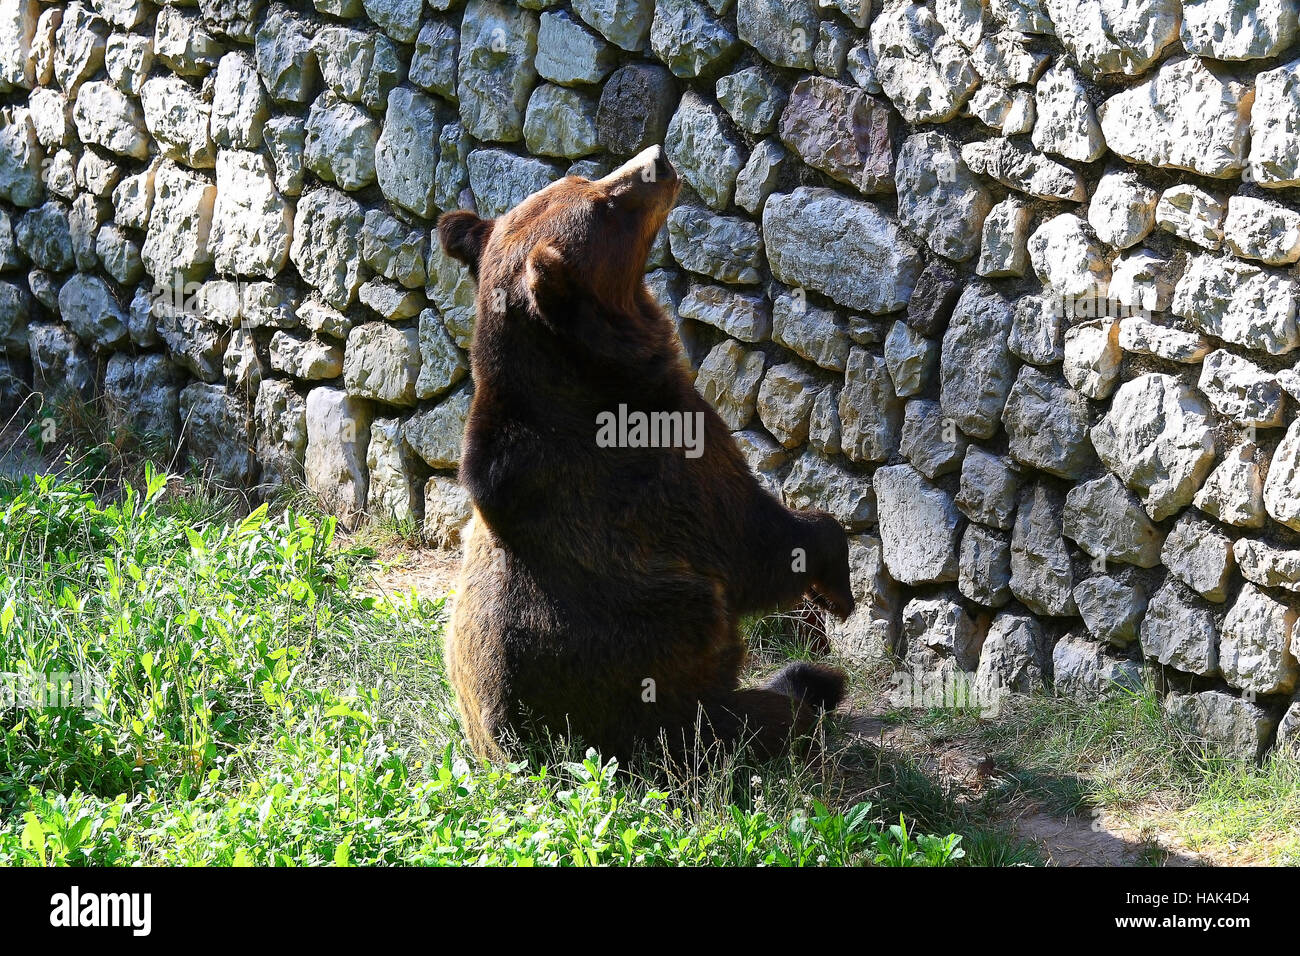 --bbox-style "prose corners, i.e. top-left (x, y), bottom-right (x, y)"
top-left (0, 467), bottom-right (968, 867)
